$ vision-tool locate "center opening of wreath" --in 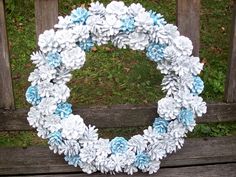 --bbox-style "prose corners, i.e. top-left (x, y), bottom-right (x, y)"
top-left (67, 43), bottom-right (164, 138)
